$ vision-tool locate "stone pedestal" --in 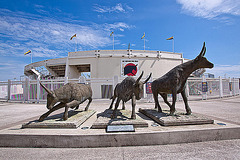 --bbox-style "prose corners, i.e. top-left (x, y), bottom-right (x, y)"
top-left (22, 109), bottom-right (96, 129)
top-left (91, 109), bottom-right (148, 129)
top-left (139, 108), bottom-right (214, 126)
